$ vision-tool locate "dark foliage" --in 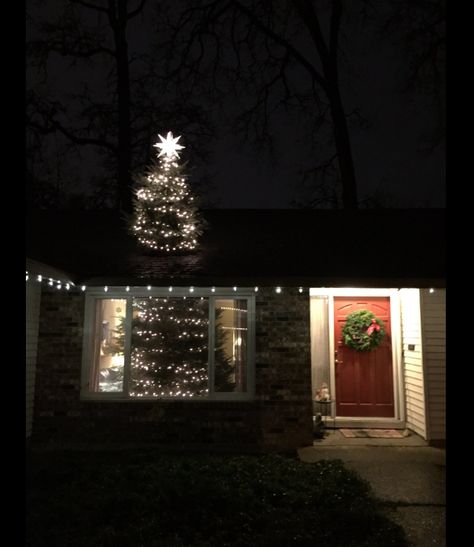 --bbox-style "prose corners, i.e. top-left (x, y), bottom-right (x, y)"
top-left (27, 450), bottom-right (408, 547)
